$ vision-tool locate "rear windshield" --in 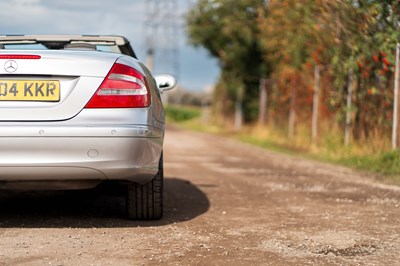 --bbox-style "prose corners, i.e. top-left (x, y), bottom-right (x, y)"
top-left (3, 44), bottom-right (47, 50)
